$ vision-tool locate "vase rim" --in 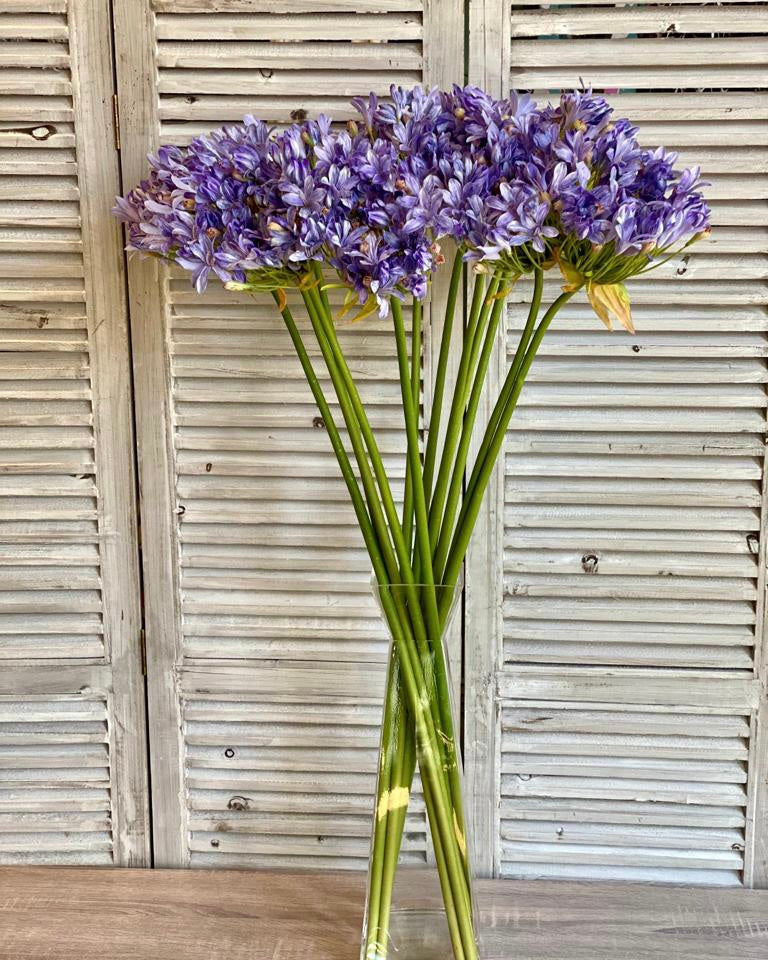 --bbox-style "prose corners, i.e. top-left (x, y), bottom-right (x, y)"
top-left (368, 571), bottom-right (465, 591)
